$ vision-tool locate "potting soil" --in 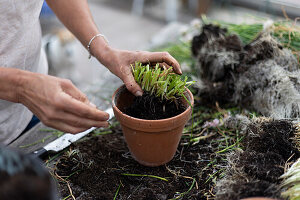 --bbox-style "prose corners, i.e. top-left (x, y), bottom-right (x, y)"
top-left (124, 92), bottom-right (186, 120)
